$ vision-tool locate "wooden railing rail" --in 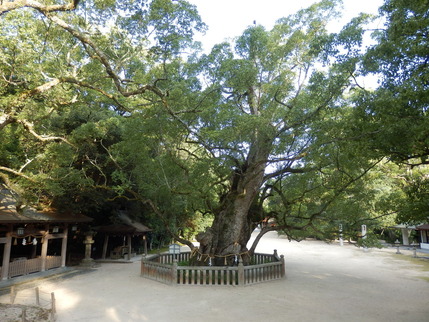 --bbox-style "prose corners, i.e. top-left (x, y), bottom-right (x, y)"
top-left (141, 260), bottom-right (176, 284)
top-left (5, 256), bottom-right (62, 278)
top-left (9, 258), bottom-right (42, 278)
top-left (176, 264), bottom-right (240, 286)
top-left (155, 252), bottom-right (192, 264)
top-left (46, 256), bottom-right (62, 270)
